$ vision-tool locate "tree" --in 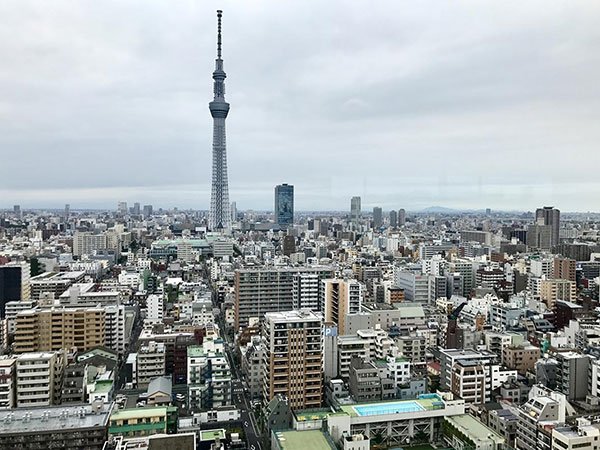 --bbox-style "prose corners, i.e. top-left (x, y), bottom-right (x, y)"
top-left (29, 257), bottom-right (43, 276)
top-left (373, 432), bottom-right (384, 445)
top-left (415, 430), bottom-right (429, 443)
